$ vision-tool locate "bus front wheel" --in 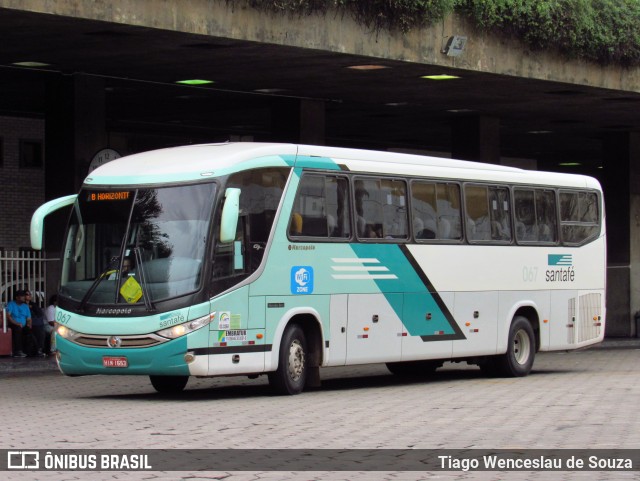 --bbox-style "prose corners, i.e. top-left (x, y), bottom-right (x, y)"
top-left (149, 375), bottom-right (189, 394)
top-left (269, 324), bottom-right (307, 395)
top-left (491, 316), bottom-right (535, 377)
